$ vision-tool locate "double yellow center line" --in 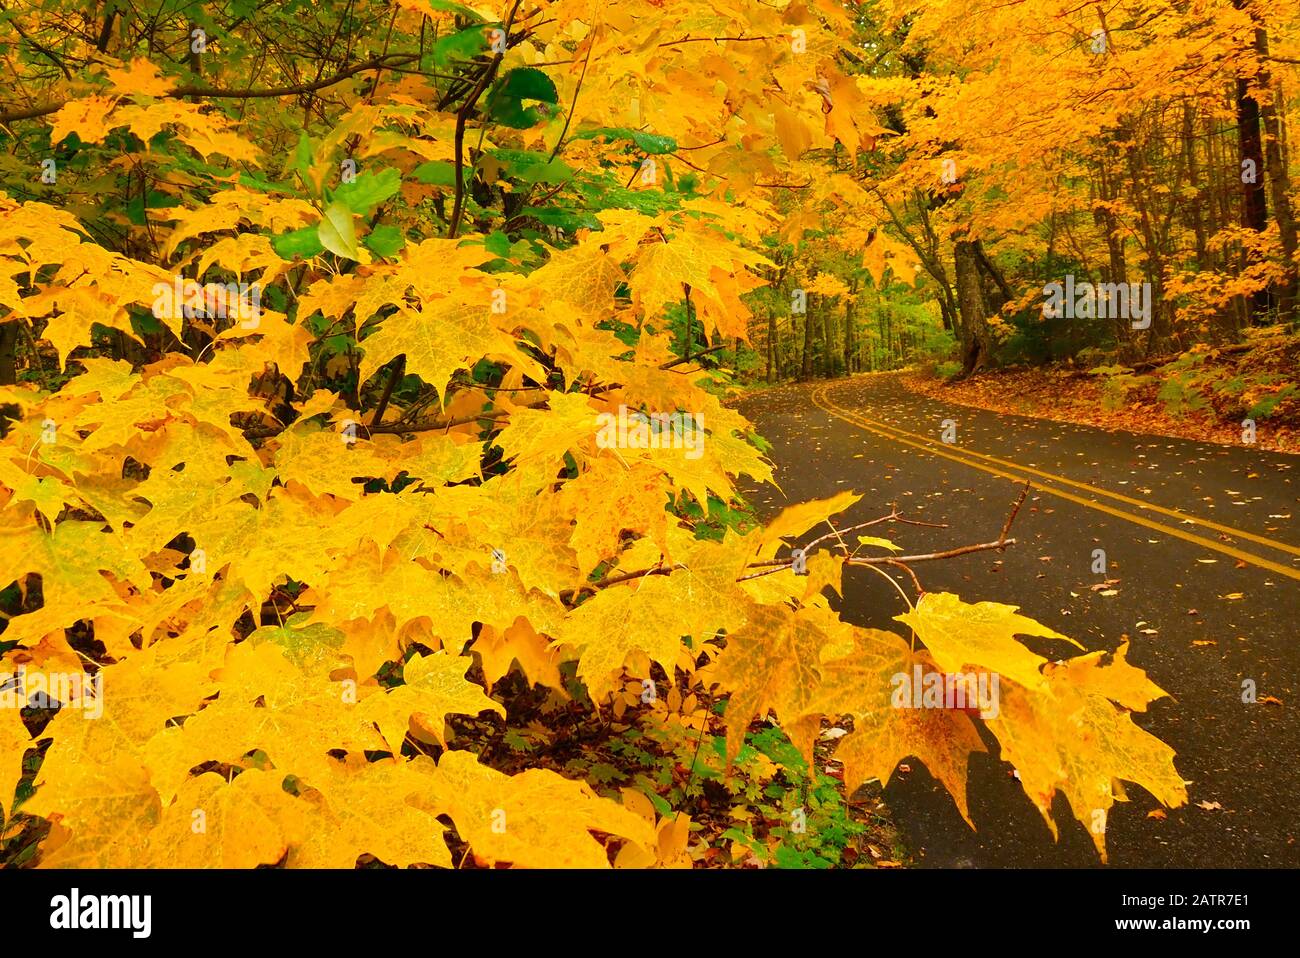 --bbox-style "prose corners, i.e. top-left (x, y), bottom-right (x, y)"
top-left (811, 380), bottom-right (1300, 582)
